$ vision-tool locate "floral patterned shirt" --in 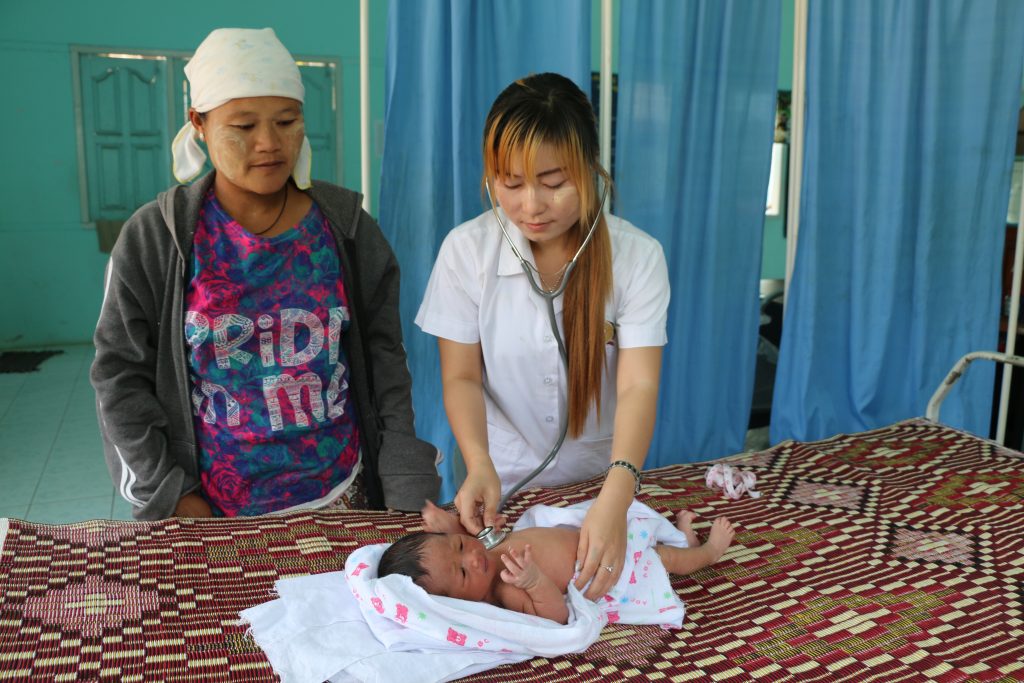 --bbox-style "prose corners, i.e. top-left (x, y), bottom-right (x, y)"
top-left (184, 190), bottom-right (360, 516)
